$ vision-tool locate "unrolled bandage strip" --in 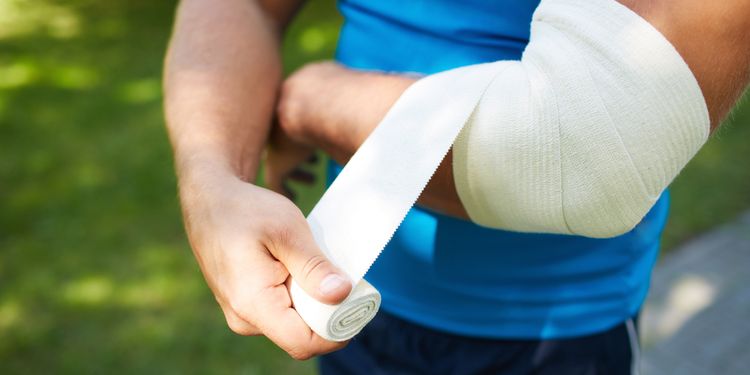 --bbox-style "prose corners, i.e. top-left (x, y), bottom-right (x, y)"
top-left (290, 62), bottom-right (506, 341)
top-left (290, 0), bottom-right (709, 342)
